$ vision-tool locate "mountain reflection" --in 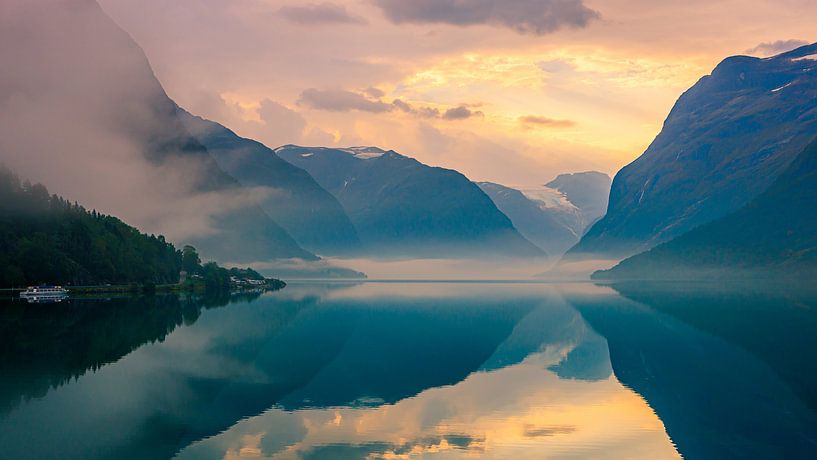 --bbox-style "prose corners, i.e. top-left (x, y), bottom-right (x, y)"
top-left (0, 292), bottom-right (248, 415)
top-left (2, 282), bottom-right (815, 459)
top-left (176, 289), bottom-right (675, 459)
top-left (568, 282), bottom-right (817, 459)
